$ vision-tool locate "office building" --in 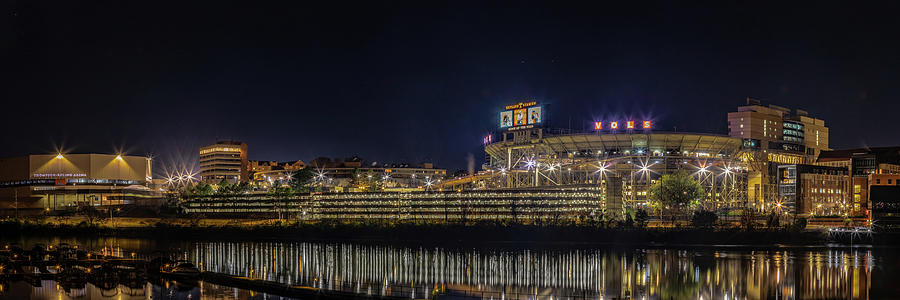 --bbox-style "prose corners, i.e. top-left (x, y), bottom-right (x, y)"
top-left (817, 147), bottom-right (900, 218)
top-left (199, 141), bottom-right (249, 184)
top-left (776, 164), bottom-right (850, 217)
top-left (727, 98), bottom-right (830, 210)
